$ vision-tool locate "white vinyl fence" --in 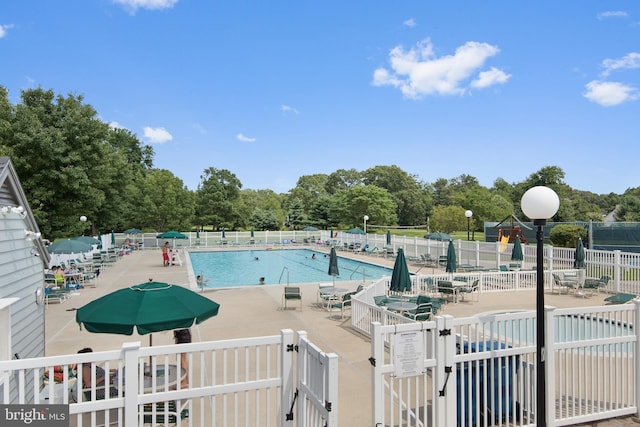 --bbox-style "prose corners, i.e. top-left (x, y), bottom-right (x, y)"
top-left (0, 329), bottom-right (338, 427)
top-left (370, 302), bottom-right (640, 426)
